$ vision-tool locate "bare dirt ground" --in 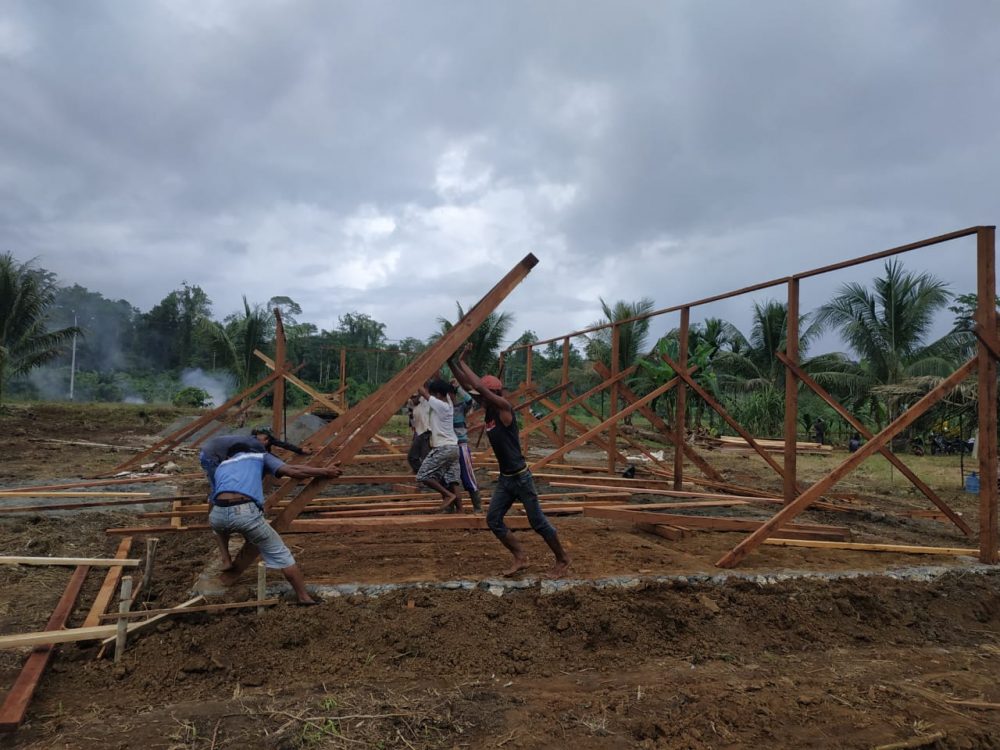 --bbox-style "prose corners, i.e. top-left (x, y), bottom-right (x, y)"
top-left (1, 403), bottom-right (1000, 749)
